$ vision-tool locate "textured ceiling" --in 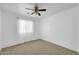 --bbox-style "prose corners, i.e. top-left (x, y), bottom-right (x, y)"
top-left (0, 3), bottom-right (78, 19)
